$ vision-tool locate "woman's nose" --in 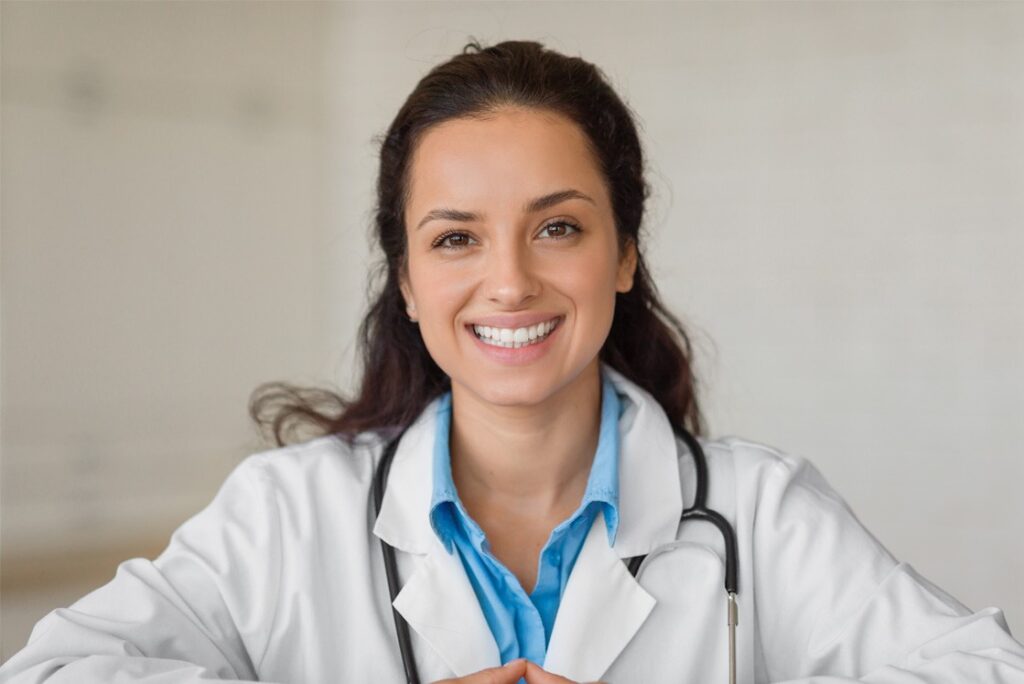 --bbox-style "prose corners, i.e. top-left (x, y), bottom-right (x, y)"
top-left (483, 242), bottom-right (541, 307)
